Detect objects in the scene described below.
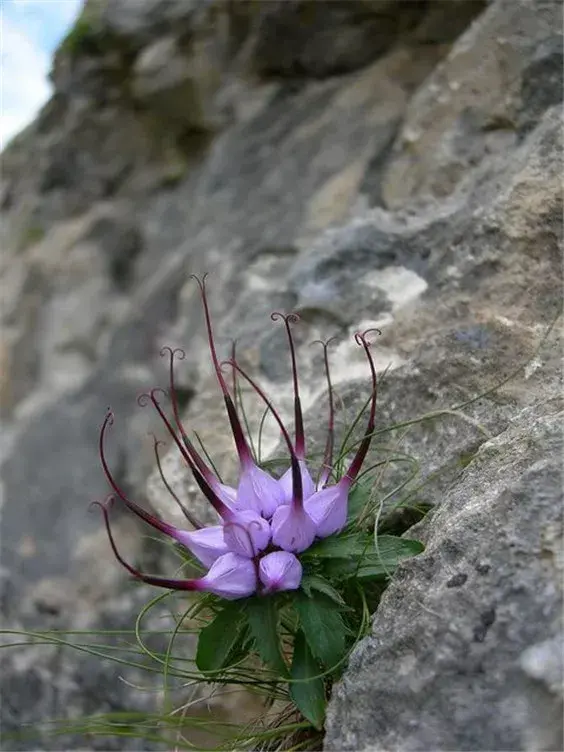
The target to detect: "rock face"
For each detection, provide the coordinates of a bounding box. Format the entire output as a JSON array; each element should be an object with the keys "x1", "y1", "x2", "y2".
[
  {"x1": 0, "y1": 0, "x2": 561, "y2": 749},
  {"x1": 325, "y1": 400, "x2": 563, "y2": 752}
]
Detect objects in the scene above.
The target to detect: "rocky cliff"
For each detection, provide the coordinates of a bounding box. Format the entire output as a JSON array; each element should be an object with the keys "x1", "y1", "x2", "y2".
[{"x1": 1, "y1": 1, "x2": 562, "y2": 750}]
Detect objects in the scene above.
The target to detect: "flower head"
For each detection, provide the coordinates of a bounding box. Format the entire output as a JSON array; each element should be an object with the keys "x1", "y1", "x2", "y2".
[{"x1": 94, "y1": 276, "x2": 379, "y2": 600}]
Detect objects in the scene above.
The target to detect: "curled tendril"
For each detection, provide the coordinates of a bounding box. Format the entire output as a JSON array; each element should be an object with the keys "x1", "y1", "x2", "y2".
[
  {"x1": 271, "y1": 311, "x2": 300, "y2": 325},
  {"x1": 310, "y1": 335, "x2": 338, "y2": 351},
  {"x1": 160, "y1": 345, "x2": 186, "y2": 361},
  {"x1": 189, "y1": 273, "x2": 209, "y2": 292},
  {"x1": 354, "y1": 328, "x2": 382, "y2": 347},
  {"x1": 89, "y1": 494, "x2": 116, "y2": 514},
  {"x1": 137, "y1": 388, "x2": 168, "y2": 408},
  {"x1": 148, "y1": 432, "x2": 165, "y2": 451}
]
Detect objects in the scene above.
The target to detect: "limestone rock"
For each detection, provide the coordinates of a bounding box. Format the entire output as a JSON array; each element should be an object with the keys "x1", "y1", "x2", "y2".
[
  {"x1": 246, "y1": 1, "x2": 486, "y2": 79},
  {"x1": 324, "y1": 400, "x2": 563, "y2": 751},
  {"x1": 132, "y1": 34, "x2": 223, "y2": 131},
  {"x1": 381, "y1": 0, "x2": 562, "y2": 207}
]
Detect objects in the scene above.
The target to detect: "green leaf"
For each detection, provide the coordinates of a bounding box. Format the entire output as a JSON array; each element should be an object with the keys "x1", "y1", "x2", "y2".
[
  {"x1": 373, "y1": 535, "x2": 425, "y2": 562},
  {"x1": 196, "y1": 603, "x2": 247, "y2": 672},
  {"x1": 347, "y1": 481, "x2": 373, "y2": 521},
  {"x1": 301, "y1": 532, "x2": 373, "y2": 560},
  {"x1": 245, "y1": 596, "x2": 288, "y2": 677},
  {"x1": 300, "y1": 575, "x2": 347, "y2": 607},
  {"x1": 290, "y1": 630, "x2": 326, "y2": 729},
  {"x1": 324, "y1": 536, "x2": 424, "y2": 580},
  {"x1": 295, "y1": 593, "x2": 347, "y2": 670}
]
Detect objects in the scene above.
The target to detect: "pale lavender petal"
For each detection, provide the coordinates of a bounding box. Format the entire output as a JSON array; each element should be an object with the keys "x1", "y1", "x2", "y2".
[
  {"x1": 259, "y1": 551, "x2": 302, "y2": 593},
  {"x1": 197, "y1": 552, "x2": 257, "y2": 599},
  {"x1": 237, "y1": 463, "x2": 285, "y2": 517},
  {"x1": 278, "y1": 460, "x2": 316, "y2": 504},
  {"x1": 217, "y1": 483, "x2": 238, "y2": 510},
  {"x1": 304, "y1": 481, "x2": 349, "y2": 538},
  {"x1": 175, "y1": 525, "x2": 228, "y2": 568},
  {"x1": 271, "y1": 504, "x2": 316, "y2": 553},
  {"x1": 223, "y1": 510, "x2": 271, "y2": 558}
]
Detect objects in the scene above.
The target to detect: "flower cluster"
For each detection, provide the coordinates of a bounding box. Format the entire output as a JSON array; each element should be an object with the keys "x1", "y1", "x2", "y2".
[{"x1": 95, "y1": 276, "x2": 378, "y2": 600}]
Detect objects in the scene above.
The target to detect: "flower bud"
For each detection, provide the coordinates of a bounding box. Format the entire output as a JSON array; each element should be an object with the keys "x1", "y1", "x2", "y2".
[
  {"x1": 223, "y1": 510, "x2": 271, "y2": 558},
  {"x1": 196, "y1": 552, "x2": 257, "y2": 599},
  {"x1": 237, "y1": 463, "x2": 285, "y2": 518},
  {"x1": 259, "y1": 551, "x2": 302, "y2": 593}
]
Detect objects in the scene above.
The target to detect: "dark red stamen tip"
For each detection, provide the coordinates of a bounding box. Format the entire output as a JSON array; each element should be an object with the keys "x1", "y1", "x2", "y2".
[
  {"x1": 222, "y1": 357, "x2": 304, "y2": 509},
  {"x1": 95, "y1": 500, "x2": 198, "y2": 592},
  {"x1": 137, "y1": 388, "x2": 168, "y2": 409},
  {"x1": 311, "y1": 337, "x2": 338, "y2": 487},
  {"x1": 192, "y1": 275, "x2": 252, "y2": 465},
  {"x1": 271, "y1": 311, "x2": 305, "y2": 459},
  {"x1": 150, "y1": 433, "x2": 203, "y2": 529},
  {"x1": 344, "y1": 329, "x2": 380, "y2": 485},
  {"x1": 89, "y1": 494, "x2": 116, "y2": 514},
  {"x1": 354, "y1": 328, "x2": 382, "y2": 346}
]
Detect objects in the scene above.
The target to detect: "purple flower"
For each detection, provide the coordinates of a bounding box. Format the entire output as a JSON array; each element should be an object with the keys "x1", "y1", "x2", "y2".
[
  {"x1": 236, "y1": 463, "x2": 285, "y2": 517},
  {"x1": 278, "y1": 460, "x2": 316, "y2": 505},
  {"x1": 271, "y1": 504, "x2": 317, "y2": 553},
  {"x1": 304, "y1": 482, "x2": 349, "y2": 539},
  {"x1": 222, "y1": 510, "x2": 271, "y2": 558},
  {"x1": 176, "y1": 525, "x2": 228, "y2": 568},
  {"x1": 94, "y1": 276, "x2": 379, "y2": 600},
  {"x1": 195, "y1": 552, "x2": 257, "y2": 599},
  {"x1": 259, "y1": 551, "x2": 302, "y2": 593}
]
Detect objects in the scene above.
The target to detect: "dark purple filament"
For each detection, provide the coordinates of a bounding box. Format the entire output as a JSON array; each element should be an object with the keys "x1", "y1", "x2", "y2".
[
  {"x1": 343, "y1": 328, "x2": 381, "y2": 486},
  {"x1": 312, "y1": 336, "x2": 337, "y2": 487},
  {"x1": 271, "y1": 312, "x2": 305, "y2": 459},
  {"x1": 222, "y1": 358, "x2": 304, "y2": 510}
]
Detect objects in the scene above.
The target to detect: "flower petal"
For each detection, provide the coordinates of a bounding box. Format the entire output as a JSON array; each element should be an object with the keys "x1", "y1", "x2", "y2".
[
  {"x1": 259, "y1": 551, "x2": 302, "y2": 593},
  {"x1": 278, "y1": 460, "x2": 316, "y2": 504},
  {"x1": 197, "y1": 552, "x2": 257, "y2": 599},
  {"x1": 175, "y1": 525, "x2": 228, "y2": 568},
  {"x1": 304, "y1": 481, "x2": 349, "y2": 538},
  {"x1": 271, "y1": 504, "x2": 316, "y2": 553},
  {"x1": 237, "y1": 463, "x2": 285, "y2": 517},
  {"x1": 217, "y1": 483, "x2": 238, "y2": 510},
  {"x1": 223, "y1": 510, "x2": 271, "y2": 558}
]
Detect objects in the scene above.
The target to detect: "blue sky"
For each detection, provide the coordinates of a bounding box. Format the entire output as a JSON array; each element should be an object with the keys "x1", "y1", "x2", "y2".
[{"x1": 1, "y1": 0, "x2": 82, "y2": 149}]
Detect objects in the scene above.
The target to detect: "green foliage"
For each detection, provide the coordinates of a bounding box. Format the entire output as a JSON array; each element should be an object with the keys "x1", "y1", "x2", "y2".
[
  {"x1": 245, "y1": 595, "x2": 289, "y2": 677},
  {"x1": 294, "y1": 593, "x2": 347, "y2": 670},
  {"x1": 57, "y1": 4, "x2": 117, "y2": 60},
  {"x1": 195, "y1": 602, "x2": 248, "y2": 673},
  {"x1": 290, "y1": 631, "x2": 326, "y2": 730},
  {"x1": 300, "y1": 574, "x2": 347, "y2": 606},
  {"x1": 59, "y1": 13, "x2": 98, "y2": 57}
]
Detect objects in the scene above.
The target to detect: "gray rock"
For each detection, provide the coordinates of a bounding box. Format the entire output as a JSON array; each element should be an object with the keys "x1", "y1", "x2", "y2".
[
  {"x1": 381, "y1": 0, "x2": 561, "y2": 208},
  {"x1": 246, "y1": 1, "x2": 486, "y2": 79},
  {"x1": 325, "y1": 400, "x2": 563, "y2": 751},
  {"x1": 102, "y1": 0, "x2": 208, "y2": 47},
  {"x1": 132, "y1": 35, "x2": 223, "y2": 131}
]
